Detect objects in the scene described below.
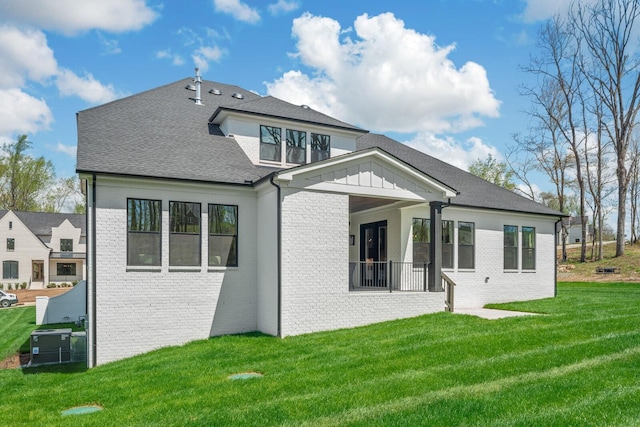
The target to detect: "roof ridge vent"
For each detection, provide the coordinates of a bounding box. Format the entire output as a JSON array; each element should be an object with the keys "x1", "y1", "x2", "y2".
[
  {"x1": 231, "y1": 92, "x2": 244, "y2": 99},
  {"x1": 301, "y1": 104, "x2": 310, "y2": 110},
  {"x1": 209, "y1": 88, "x2": 222, "y2": 95},
  {"x1": 185, "y1": 84, "x2": 196, "y2": 91}
]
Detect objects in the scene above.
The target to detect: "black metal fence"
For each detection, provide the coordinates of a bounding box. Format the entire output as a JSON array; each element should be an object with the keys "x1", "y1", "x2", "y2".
[{"x1": 349, "y1": 261, "x2": 429, "y2": 292}]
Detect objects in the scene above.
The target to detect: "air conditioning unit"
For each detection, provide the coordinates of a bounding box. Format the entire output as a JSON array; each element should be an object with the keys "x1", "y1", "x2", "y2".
[{"x1": 30, "y1": 328, "x2": 72, "y2": 365}]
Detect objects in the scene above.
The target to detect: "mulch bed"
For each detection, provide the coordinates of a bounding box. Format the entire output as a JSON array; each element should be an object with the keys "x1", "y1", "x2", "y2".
[{"x1": 0, "y1": 352, "x2": 30, "y2": 370}]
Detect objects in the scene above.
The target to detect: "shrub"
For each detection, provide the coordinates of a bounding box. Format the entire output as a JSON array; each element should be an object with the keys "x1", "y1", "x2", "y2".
[
  {"x1": 20, "y1": 282, "x2": 27, "y2": 289},
  {"x1": 0, "y1": 283, "x2": 3, "y2": 290},
  {"x1": 7, "y1": 284, "x2": 11, "y2": 290},
  {"x1": 47, "y1": 283, "x2": 57, "y2": 288},
  {"x1": 72, "y1": 280, "x2": 79, "y2": 286},
  {"x1": 61, "y1": 282, "x2": 70, "y2": 288}
]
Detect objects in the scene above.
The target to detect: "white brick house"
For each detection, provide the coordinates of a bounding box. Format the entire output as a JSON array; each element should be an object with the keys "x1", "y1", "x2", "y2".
[
  {"x1": 77, "y1": 71, "x2": 563, "y2": 366},
  {"x1": 0, "y1": 210, "x2": 85, "y2": 289}
]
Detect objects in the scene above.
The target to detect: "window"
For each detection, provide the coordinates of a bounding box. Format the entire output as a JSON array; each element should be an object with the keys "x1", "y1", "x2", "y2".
[
  {"x1": 458, "y1": 222, "x2": 475, "y2": 269},
  {"x1": 128, "y1": 198, "x2": 161, "y2": 266},
  {"x1": 170, "y1": 201, "x2": 201, "y2": 266},
  {"x1": 3, "y1": 261, "x2": 18, "y2": 280},
  {"x1": 286, "y1": 129, "x2": 306, "y2": 164},
  {"x1": 504, "y1": 225, "x2": 518, "y2": 270},
  {"x1": 311, "y1": 133, "x2": 330, "y2": 162},
  {"x1": 412, "y1": 218, "x2": 430, "y2": 264},
  {"x1": 57, "y1": 263, "x2": 76, "y2": 276},
  {"x1": 8, "y1": 221, "x2": 12, "y2": 230},
  {"x1": 6, "y1": 238, "x2": 14, "y2": 251},
  {"x1": 260, "y1": 125, "x2": 281, "y2": 162},
  {"x1": 442, "y1": 220, "x2": 454, "y2": 269},
  {"x1": 522, "y1": 226, "x2": 536, "y2": 270},
  {"x1": 60, "y1": 238, "x2": 73, "y2": 252},
  {"x1": 208, "y1": 204, "x2": 238, "y2": 267}
]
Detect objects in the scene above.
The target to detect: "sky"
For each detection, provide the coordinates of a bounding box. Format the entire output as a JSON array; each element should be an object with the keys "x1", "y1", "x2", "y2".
[{"x1": 0, "y1": 0, "x2": 573, "y2": 188}]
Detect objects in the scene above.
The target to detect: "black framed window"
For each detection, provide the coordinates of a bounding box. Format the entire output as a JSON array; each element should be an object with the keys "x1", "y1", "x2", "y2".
[
  {"x1": 522, "y1": 226, "x2": 536, "y2": 270},
  {"x1": 442, "y1": 220, "x2": 454, "y2": 269},
  {"x1": 6, "y1": 238, "x2": 14, "y2": 251},
  {"x1": 3, "y1": 261, "x2": 18, "y2": 280},
  {"x1": 170, "y1": 201, "x2": 201, "y2": 266},
  {"x1": 286, "y1": 129, "x2": 306, "y2": 164},
  {"x1": 57, "y1": 263, "x2": 76, "y2": 276},
  {"x1": 60, "y1": 238, "x2": 73, "y2": 252},
  {"x1": 412, "y1": 218, "x2": 430, "y2": 264},
  {"x1": 458, "y1": 222, "x2": 475, "y2": 269},
  {"x1": 260, "y1": 125, "x2": 281, "y2": 162},
  {"x1": 127, "y1": 198, "x2": 161, "y2": 266},
  {"x1": 504, "y1": 225, "x2": 518, "y2": 270},
  {"x1": 311, "y1": 133, "x2": 330, "y2": 162},
  {"x1": 208, "y1": 204, "x2": 238, "y2": 267}
]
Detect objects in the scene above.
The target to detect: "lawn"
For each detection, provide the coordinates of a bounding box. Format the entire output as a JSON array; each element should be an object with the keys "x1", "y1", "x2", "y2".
[{"x1": 1, "y1": 282, "x2": 639, "y2": 426}]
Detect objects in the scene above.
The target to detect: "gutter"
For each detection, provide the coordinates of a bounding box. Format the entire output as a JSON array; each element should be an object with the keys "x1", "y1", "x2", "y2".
[
  {"x1": 269, "y1": 174, "x2": 282, "y2": 337},
  {"x1": 90, "y1": 174, "x2": 97, "y2": 368},
  {"x1": 554, "y1": 217, "x2": 562, "y2": 298}
]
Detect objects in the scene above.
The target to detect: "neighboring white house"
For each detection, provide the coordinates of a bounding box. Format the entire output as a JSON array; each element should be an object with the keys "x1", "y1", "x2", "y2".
[
  {"x1": 0, "y1": 210, "x2": 86, "y2": 289},
  {"x1": 559, "y1": 216, "x2": 594, "y2": 244},
  {"x1": 76, "y1": 71, "x2": 564, "y2": 367}
]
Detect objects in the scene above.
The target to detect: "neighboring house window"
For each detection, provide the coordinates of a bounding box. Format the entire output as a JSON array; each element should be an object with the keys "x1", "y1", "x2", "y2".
[
  {"x1": 504, "y1": 225, "x2": 518, "y2": 270},
  {"x1": 286, "y1": 129, "x2": 306, "y2": 164},
  {"x1": 458, "y1": 222, "x2": 475, "y2": 269},
  {"x1": 442, "y1": 220, "x2": 454, "y2": 269},
  {"x1": 6, "y1": 238, "x2": 14, "y2": 251},
  {"x1": 169, "y1": 201, "x2": 201, "y2": 266},
  {"x1": 60, "y1": 238, "x2": 73, "y2": 252},
  {"x1": 127, "y1": 198, "x2": 161, "y2": 266},
  {"x1": 57, "y1": 263, "x2": 76, "y2": 276},
  {"x1": 3, "y1": 261, "x2": 18, "y2": 280},
  {"x1": 208, "y1": 204, "x2": 238, "y2": 267},
  {"x1": 260, "y1": 125, "x2": 281, "y2": 162},
  {"x1": 8, "y1": 221, "x2": 12, "y2": 230},
  {"x1": 522, "y1": 226, "x2": 536, "y2": 270},
  {"x1": 311, "y1": 133, "x2": 330, "y2": 162},
  {"x1": 412, "y1": 218, "x2": 430, "y2": 264}
]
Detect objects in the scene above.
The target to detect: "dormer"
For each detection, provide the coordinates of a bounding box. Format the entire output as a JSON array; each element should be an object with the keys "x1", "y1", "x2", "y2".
[{"x1": 209, "y1": 96, "x2": 368, "y2": 168}]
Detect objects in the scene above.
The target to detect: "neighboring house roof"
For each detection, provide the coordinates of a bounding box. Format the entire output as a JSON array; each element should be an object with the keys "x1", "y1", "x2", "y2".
[
  {"x1": 77, "y1": 77, "x2": 563, "y2": 218},
  {"x1": 0, "y1": 210, "x2": 86, "y2": 237}
]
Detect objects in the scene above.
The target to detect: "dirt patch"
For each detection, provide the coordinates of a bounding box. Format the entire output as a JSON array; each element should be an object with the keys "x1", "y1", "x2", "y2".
[
  {"x1": 0, "y1": 352, "x2": 30, "y2": 369},
  {"x1": 11, "y1": 288, "x2": 72, "y2": 305}
]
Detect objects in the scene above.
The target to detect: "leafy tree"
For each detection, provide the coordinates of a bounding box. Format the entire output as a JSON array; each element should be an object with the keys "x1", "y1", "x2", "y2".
[{"x1": 468, "y1": 154, "x2": 516, "y2": 191}]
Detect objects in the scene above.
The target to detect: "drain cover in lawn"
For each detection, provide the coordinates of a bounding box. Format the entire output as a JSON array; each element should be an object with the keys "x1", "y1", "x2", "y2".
[
  {"x1": 61, "y1": 405, "x2": 103, "y2": 416},
  {"x1": 228, "y1": 372, "x2": 263, "y2": 380}
]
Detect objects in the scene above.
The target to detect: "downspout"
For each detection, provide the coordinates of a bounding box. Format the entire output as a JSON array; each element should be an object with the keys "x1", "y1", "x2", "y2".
[
  {"x1": 554, "y1": 217, "x2": 562, "y2": 298},
  {"x1": 90, "y1": 174, "x2": 97, "y2": 368},
  {"x1": 269, "y1": 175, "x2": 282, "y2": 337}
]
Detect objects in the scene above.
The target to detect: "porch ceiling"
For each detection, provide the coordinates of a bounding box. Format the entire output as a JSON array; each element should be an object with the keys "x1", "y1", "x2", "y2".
[{"x1": 349, "y1": 196, "x2": 422, "y2": 214}]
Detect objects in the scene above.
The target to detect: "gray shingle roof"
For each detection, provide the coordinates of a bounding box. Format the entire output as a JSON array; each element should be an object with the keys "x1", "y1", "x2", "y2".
[
  {"x1": 77, "y1": 77, "x2": 563, "y2": 218},
  {"x1": 0, "y1": 210, "x2": 86, "y2": 236}
]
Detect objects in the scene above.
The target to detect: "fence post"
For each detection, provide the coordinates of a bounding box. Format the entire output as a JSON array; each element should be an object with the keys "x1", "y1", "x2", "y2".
[
  {"x1": 388, "y1": 260, "x2": 393, "y2": 292},
  {"x1": 423, "y1": 263, "x2": 428, "y2": 292}
]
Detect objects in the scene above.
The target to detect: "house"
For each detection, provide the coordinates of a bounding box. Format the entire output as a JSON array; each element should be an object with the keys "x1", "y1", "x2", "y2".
[
  {"x1": 76, "y1": 70, "x2": 563, "y2": 367},
  {"x1": 559, "y1": 216, "x2": 593, "y2": 244},
  {"x1": 0, "y1": 210, "x2": 85, "y2": 289}
]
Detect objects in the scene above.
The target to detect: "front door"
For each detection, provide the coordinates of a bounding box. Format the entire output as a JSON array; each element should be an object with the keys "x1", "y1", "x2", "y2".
[
  {"x1": 32, "y1": 261, "x2": 44, "y2": 282},
  {"x1": 360, "y1": 220, "x2": 387, "y2": 287}
]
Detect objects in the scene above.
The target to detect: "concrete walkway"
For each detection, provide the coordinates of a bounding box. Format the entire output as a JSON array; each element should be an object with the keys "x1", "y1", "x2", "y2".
[{"x1": 453, "y1": 308, "x2": 541, "y2": 320}]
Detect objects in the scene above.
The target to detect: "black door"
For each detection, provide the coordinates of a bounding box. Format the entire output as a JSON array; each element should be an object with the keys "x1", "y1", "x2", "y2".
[{"x1": 360, "y1": 220, "x2": 387, "y2": 287}]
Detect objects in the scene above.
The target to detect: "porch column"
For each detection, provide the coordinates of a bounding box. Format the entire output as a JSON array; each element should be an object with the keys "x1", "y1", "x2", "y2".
[{"x1": 428, "y1": 201, "x2": 444, "y2": 292}]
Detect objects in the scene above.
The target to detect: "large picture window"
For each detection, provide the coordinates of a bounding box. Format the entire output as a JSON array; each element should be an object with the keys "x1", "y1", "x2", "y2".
[
  {"x1": 170, "y1": 201, "x2": 201, "y2": 266},
  {"x1": 311, "y1": 133, "x2": 330, "y2": 162},
  {"x1": 260, "y1": 125, "x2": 281, "y2": 162},
  {"x1": 127, "y1": 198, "x2": 161, "y2": 266},
  {"x1": 3, "y1": 261, "x2": 18, "y2": 280},
  {"x1": 522, "y1": 226, "x2": 536, "y2": 270},
  {"x1": 60, "y1": 238, "x2": 73, "y2": 252},
  {"x1": 57, "y1": 263, "x2": 76, "y2": 276},
  {"x1": 458, "y1": 222, "x2": 475, "y2": 269},
  {"x1": 208, "y1": 204, "x2": 238, "y2": 267},
  {"x1": 412, "y1": 218, "x2": 430, "y2": 264},
  {"x1": 442, "y1": 220, "x2": 454, "y2": 269},
  {"x1": 286, "y1": 129, "x2": 306, "y2": 164},
  {"x1": 504, "y1": 225, "x2": 518, "y2": 270}
]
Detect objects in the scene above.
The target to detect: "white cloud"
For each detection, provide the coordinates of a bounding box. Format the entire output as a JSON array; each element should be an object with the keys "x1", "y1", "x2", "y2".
[
  {"x1": 0, "y1": 26, "x2": 58, "y2": 88},
  {"x1": 0, "y1": 88, "x2": 53, "y2": 134},
  {"x1": 213, "y1": 0, "x2": 260, "y2": 24},
  {"x1": 268, "y1": 0, "x2": 300, "y2": 15},
  {"x1": 404, "y1": 133, "x2": 501, "y2": 171},
  {"x1": 54, "y1": 142, "x2": 77, "y2": 157},
  {"x1": 266, "y1": 12, "x2": 500, "y2": 134},
  {"x1": 56, "y1": 68, "x2": 122, "y2": 104},
  {"x1": 520, "y1": 0, "x2": 574, "y2": 22},
  {"x1": 157, "y1": 49, "x2": 185, "y2": 66},
  {"x1": 192, "y1": 46, "x2": 224, "y2": 73},
  {"x1": 98, "y1": 34, "x2": 122, "y2": 55},
  {"x1": 0, "y1": 0, "x2": 158, "y2": 35}
]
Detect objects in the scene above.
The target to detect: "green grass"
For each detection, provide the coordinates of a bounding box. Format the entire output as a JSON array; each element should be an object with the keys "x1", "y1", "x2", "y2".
[{"x1": 1, "y1": 282, "x2": 640, "y2": 426}]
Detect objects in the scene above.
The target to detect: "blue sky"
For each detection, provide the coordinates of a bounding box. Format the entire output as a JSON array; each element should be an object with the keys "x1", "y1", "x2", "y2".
[{"x1": 0, "y1": 0, "x2": 572, "y2": 187}]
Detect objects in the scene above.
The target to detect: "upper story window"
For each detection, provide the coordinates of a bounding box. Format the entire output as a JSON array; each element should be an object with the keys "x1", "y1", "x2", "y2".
[
  {"x1": 458, "y1": 222, "x2": 475, "y2": 269},
  {"x1": 6, "y1": 238, "x2": 14, "y2": 251},
  {"x1": 522, "y1": 226, "x2": 536, "y2": 270},
  {"x1": 311, "y1": 133, "x2": 330, "y2": 162},
  {"x1": 208, "y1": 204, "x2": 238, "y2": 267},
  {"x1": 504, "y1": 225, "x2": 518, "y2": 270},
  {"x1": 8, "y1": 221, "x2": 12, "y2": 230},
  {"x1": 60, "y1": 238, "x2": 73, "y2": 252},
  {"x1": 169, "y1": 201, "x2": 201, "y2": 267},
  {"x1": 286, "y1": 129, "x2": 306, "y2": 164},
  {"x1": 442, "y1": 220, "x2": 454, "y2": 269},
  {"x1": 127, "y1": 198, "x2": 161, "y2": 266},
  {"x1": 412, "y1": 218, "x2": 430, "y2": 264},
  {"x1": 260, "y1": 125, "x2": 281, "y2": 162}
]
